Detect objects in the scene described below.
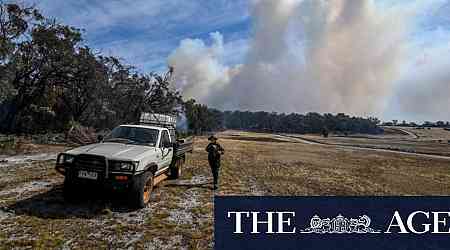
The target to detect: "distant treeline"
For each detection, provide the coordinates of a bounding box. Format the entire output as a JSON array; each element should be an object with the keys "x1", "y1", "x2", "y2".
[
  {"x1": 184, "y1": 100, "x2": 382, "y2": 135},
  {"x1": 0, "y1": 3, "x2": 182, "y2": 134},
  {"x1": 382, "y1": 120, "x2": 450, "y2": 128}
]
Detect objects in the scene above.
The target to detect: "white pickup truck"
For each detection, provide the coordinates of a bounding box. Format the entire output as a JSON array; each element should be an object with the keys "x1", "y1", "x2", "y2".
[{"x1": 55, "y1": 114, "x2": 193, "y2": 208}]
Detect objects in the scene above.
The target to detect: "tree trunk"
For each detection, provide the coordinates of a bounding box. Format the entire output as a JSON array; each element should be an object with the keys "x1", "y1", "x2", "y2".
[{"x1": 1, "y1": 99, "x2": 18, "y2": 134}]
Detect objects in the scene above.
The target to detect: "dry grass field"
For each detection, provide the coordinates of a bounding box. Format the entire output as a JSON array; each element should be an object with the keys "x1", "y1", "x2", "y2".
[
  {"x1": 400, "y1": 127, "x2": 450, "y2": 141},
  {"x1": 293, "y1": 127, "x2": 450, "y2": 157},
  {"x1": 1, "y1": 130, "x2": 450, "y2": 249}
]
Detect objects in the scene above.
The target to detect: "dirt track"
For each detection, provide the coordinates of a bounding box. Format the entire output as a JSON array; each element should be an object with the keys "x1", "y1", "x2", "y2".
[{"x1": 279, "y1": 134, "x2": 450, "y2": 161}]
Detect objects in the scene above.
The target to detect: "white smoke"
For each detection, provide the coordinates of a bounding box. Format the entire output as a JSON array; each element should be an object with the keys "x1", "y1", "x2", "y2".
[
  {"x1": 390, "y1": 41, "x2": 450, "y2": 121},
  {"x1": 168, "y1": 0, "x2": 443, "y2": 119},
  {"x1": 167, "y1": 32, "x2": 240, "y2": 105}
]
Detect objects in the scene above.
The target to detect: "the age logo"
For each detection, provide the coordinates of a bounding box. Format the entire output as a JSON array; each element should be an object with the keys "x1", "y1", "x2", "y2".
[{"x1": 300, "y1": 214, "x2": 380, "y2": 234}]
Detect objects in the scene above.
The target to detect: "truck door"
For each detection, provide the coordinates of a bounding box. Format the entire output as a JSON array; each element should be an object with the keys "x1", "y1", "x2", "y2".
[{"x1": 159, "y1": 130, "x2": 173, "y2": 169}]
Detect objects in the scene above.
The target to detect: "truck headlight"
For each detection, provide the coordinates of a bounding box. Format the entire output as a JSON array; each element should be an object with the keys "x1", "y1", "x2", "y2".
[
  {"x1": 64, "y1": 154, "x2": 75, "y2": 164},
  {"x1": 110, "y1": 161, "x2": 138, "y2": 172},
  {"x1": 58, "y1": 154, "x2": 75, "y2": 164},
  {"x1": 119, "y1": 162, "x2": 134, "y2": 171}
]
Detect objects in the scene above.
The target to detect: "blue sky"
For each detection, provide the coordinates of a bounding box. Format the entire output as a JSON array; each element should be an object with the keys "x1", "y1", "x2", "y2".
[
  {"x1": 26, "y1": 0, "x2": 450, "y2": 73},
  {"x1": 27, "y1": 0, "x2": 252, "y2": 72}
]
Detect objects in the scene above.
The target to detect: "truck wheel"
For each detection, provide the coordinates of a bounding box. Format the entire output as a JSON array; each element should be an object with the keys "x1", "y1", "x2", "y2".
[
  {"x1": 170, "y1": 158, "x2": 183, "y2": 179},
  {"x1": 63, "y1": 177, "x2": 78, "y2": 202},
  {"x1": 131, "y1": 171, "x2": 154, "y2": 208}
]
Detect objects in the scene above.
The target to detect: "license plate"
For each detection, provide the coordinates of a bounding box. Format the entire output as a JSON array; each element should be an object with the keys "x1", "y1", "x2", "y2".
[{"x1": 78, "y1": 170, "x2": 98, "y2": 180}]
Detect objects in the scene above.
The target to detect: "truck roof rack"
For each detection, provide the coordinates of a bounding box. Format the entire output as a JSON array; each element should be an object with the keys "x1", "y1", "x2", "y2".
[
  {"x1": 139, "y1": 113, "x2": 177, "y2": 129},
  {"x1": 139, "y1": 113, "x2": 178, "y2": 141}
]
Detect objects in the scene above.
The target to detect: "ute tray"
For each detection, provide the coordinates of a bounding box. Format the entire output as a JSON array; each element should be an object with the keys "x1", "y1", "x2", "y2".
[{"x1": 174, "y1": 137, "x2": 194, "y2": 157}]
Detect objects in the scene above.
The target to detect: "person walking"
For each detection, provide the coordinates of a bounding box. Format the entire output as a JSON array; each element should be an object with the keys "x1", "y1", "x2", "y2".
[{"x1": 205, "y1": 135, "x2": 224, "y2": 190}]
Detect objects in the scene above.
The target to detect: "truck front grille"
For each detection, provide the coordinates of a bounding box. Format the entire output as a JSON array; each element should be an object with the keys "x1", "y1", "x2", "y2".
[{"x1": 74, "y1": 154, "x2": 106, "y2": 171}]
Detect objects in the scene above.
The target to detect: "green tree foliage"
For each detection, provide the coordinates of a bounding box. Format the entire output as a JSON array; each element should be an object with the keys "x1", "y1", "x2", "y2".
[
  {"x1": 222, "y1": 111, "x2": 382, "y2": 135},
  {"x1": 184, "y1": 99, "x2": 223, "y2": 134},
  {"x1": 0, "y1": 2, "x2": 44, "y2": 60},
  {"x1": 184, "y1": 104, "x2": 382, "y2": 135},
  {"x1": 0, "y1": 2, "x2": 43, "y2": 106},
  {"x1": 108, "y1": 66, "x2": 182, "y2": 125},
  {"x1": 0, "y1": 2, "x2": 182, "y2": 134}
]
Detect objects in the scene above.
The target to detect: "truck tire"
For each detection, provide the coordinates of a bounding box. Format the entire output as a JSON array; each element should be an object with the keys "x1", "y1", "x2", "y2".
[
  {"x1": 170, "y1": 157, "x2": 183, "y2": 179},
  {"x1": 130, "y1": 171, "x2": 154, "y2": 208},
  {"x1": 63, "y1": 177, "x2": 78, "y2": 202}
]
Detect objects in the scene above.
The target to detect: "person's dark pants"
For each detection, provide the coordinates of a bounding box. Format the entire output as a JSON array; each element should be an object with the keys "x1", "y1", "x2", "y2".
[{"x1": 209, "y1": 160, "x2": 220, "y2": 188}]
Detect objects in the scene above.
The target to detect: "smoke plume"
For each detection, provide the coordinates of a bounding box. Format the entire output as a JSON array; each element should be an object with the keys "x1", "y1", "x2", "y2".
[
  {"x1": 391, "y1": 42, "x2": 450, "y2": 121},
  {"x1": 168, "y1": 0, "x2": 444, "y2": 120}
]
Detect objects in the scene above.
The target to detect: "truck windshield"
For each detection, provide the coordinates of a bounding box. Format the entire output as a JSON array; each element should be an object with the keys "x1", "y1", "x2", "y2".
[{"x1": 106, "y1": 126, "x2": 159, "y2": 146}]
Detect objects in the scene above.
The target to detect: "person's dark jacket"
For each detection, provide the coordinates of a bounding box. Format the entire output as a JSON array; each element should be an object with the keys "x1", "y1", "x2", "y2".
[{"x1": 206, "y1": 142, "x2": 224, "y2": 163}]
